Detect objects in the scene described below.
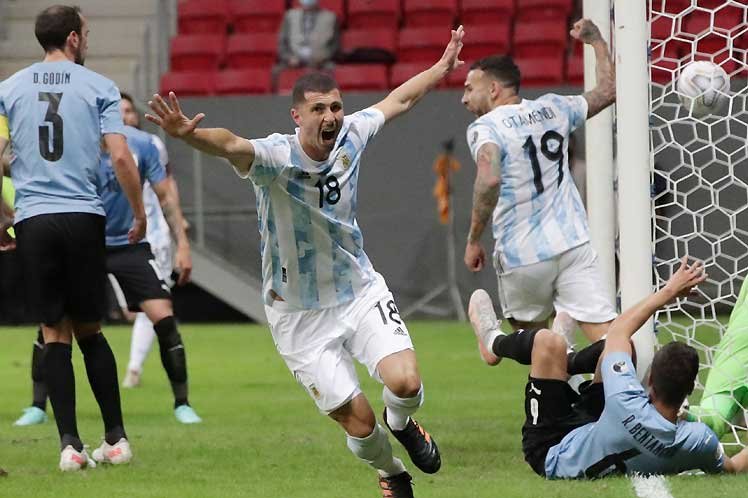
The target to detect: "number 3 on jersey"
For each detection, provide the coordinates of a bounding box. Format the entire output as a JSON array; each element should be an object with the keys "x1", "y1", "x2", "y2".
[{"x1": 38, "y1": 92, "x2": 64, "y2": 162}]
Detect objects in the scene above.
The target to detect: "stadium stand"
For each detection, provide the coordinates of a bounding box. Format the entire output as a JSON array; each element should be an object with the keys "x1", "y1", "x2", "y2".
[
  {"x1": 229, "y1": 0, "x2": 286, "y2": 34},
  {"x1": 347, "y1": 0, "x2": 400, "y2": 30},
  {"x1": 341, "y1": 27, "x2": 398, "y2": 63},
  {"x1": 459, "y1": 0, "x2": 515, "y2": 27},
  {"x1": 170, "y1": 34, "x2": 225, "y2": 72},
  {"x1": 334, "y1": 63, "x2": 389, "y2": 91},
  {"x1": 226, "y1": 34, "x2": 278, "y2": 71},
  {"x1": 403, "y1": 0, "x2": 458, "y2": 28},
  {"x1": 215, "y1": 69, "x2": 273, "y2": 95},
  {"x1": 160, "y1": 70, "x2": 216, "y2": 96},
  {"x1": 398, "y1": 27, "x2": 449, "y2": 63},
  {"x1": 177, "y1": 1, "x2": 228, "y2": 35}
]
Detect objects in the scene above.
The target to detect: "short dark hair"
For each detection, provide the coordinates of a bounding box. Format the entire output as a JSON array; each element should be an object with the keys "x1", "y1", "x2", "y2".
[
  {"x1": 35, "y1": 5, "x2": 82, "y2": 53},
  {"x1": 650, "y1": 342, "x2": 699, "y2": 407},
  {"x1": 120, "y1": 92, "x2": 135, "y2": 106},
  {"x1": 292, "y1": 72, "x2": 338, "y2": 105},
  {"x1": 470, "y1": 55, "x2": 521, "y2": 93}
]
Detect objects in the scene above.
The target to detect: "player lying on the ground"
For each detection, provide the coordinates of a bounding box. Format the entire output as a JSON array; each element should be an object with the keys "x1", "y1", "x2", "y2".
[
  {"x1": 146, "y1": 25, "x2": 466, "y2": 498},
  {"x1": 684, "y1": 275, "x2": 748, "y2": 439},
  {"x1": 468, "y1": 257, "x2": 748, "y2": 478}
]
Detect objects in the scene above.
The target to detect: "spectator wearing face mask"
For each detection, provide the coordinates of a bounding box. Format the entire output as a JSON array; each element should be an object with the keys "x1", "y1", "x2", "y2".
[{"x1": 277, "y1": 0, "x2": 339, "y2": 71}]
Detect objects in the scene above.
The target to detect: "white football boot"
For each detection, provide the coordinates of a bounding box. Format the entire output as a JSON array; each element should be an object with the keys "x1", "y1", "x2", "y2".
[
  {"x1": 59, "y1": 445, "x2": 96, "y2": 472},
  {"x1": 468, "y1": 289, "x2": 505, "y2": 366},
  {"x1": 92, "y1": 438, "x2": 132, "y2": 465}
]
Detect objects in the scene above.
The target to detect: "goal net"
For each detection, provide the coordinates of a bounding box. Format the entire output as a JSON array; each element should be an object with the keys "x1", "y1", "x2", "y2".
[{"x1": 648, "y1": 0, "x2": 748, "y2": 448}]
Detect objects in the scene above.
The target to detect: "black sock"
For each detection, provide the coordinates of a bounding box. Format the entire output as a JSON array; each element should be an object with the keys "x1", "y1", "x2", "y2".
[
  {"x1": 567, "y1": 340, "x2": 606, "y2": 375},
  {"x1": 31, "y1": 328, "x2": 48, "y2": 411},
  {"x1": 153, "y1": 316, "x2": 189, "y2": 408},
  {"x1": 491, "y1": 328, "x2": 540, "y2": 365},
  {"x1": 78, "y1": 333, "x2": 126, "y2": 445},
  {"x1": 44, "y1": 342, "x2": 82, "y2": 451}
]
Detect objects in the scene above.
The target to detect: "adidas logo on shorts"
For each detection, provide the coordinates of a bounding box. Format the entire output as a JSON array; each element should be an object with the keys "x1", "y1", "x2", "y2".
[{"x1": 393, "y1": 327, "x2": 407, "y2": 336}]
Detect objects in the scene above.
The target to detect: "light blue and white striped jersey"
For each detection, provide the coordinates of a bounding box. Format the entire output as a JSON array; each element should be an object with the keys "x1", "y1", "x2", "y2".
[
  {"x1": 0, "y1": 60, "x2": 125, "y2": 223},
  {"x1": 237, "y1": 108, "x2": 385, "y2": 310},
  {"x1": 99, "y1": 125, "x2": 166, "y2": 246},
  {"x1": 545, "y1": 352, "x2": 724, "y2": 479},
  {"x1": 467, "y1": 94, "x2": 590, "y2": 270},
  {"x1": 143, "y1": 134, "x2": 172, "y2": 250}
]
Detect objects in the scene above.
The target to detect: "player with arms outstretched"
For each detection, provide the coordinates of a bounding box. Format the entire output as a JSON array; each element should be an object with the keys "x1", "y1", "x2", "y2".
[
  {"x1": 0, "y1": 5, "x2": 144, "y2": 470},
  {"x1": 469, "y1": 258, "x2": 748, "y2": 477},
  {"x1": 146, "y1": 26, "x2": 465, "y2": 498},
  {"x1": 462, "y1": 19, "x2": 617, "y2": 348}
]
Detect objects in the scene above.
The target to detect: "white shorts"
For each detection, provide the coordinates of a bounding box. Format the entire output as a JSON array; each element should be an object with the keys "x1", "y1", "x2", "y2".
[
  {"x1": 495, "y1": 243, "x2": 617, "y2": 324},
  {"x1": 264, "y1": 272, "x2": 414, "y2": 414}
]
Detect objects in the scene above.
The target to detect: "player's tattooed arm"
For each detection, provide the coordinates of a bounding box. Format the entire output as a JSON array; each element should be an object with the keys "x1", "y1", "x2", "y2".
[
  {"x1": 570, "y1": 18, "x2": 616, "y2": 118},
  {"x1": 464, "y1": 142, "x2": 501, "y2": 272},
  {"x1": 146, "y1": 92, "x2": 255, "y2": 176},
  {"x1": 374, "y1": 26, "x2": 464, "y2": 122},
  {"x1": 152, "y1": 178, "x2": 192, "y2": 285}
]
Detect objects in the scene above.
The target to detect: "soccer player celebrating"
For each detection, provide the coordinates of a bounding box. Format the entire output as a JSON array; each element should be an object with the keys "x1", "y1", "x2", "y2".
[
  {"x1": 146, "y1": 25, "x2": 466, "y2": 498},
  {"x1": 462, "y1": 18, "x2": 617, "y2": 344},
  {"x1": 685, "y1": 276, "x2": 748, "y2": 438},
  {"x1": 117, "y1": 92, "x2": 194, "y2": 394},
  {"x1": 469, "y1": 257, "x2": 748, "y2": 477},
  {"x1": 0, "y1": 5, "x2": 144, "y2": 470}
]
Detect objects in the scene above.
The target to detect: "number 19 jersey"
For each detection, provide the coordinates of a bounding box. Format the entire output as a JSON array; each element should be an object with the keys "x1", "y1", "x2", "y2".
[
  {"x1": 238, "y1": 108, "x2": 385, "y2": 310},
  {"x1": 0, "y1": 60, "x2": 125, "y2": 223},
  {"x1": 467, "y1": 94, "x2": 590, "y2": 270}
]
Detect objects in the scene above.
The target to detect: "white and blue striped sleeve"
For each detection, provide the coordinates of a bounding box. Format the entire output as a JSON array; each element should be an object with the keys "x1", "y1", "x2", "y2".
[
  {"x1": 466, "y1": 121, "x2": 500, "y2": 162},
  {"x1": 243, "y1": 133, "x2": 290, "y2": 186},
  {"x1": 348, "y1": 108, "x2": 385, "y2": 145}
]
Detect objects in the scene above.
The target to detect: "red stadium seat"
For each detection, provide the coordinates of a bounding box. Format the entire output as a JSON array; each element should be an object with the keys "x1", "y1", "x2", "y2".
[
  {"x1": 514, "y1": 56, "x2": 564, "y2": 87},
  {"x1": 651, "y1": 15, "x2": 689, "y2": 62},
  {"x1": 566, "y1": 54, "x2": 583, "y2": 86},
  {"x1": 335, "y1": 64, "x2": 389, "y2": 91},
  {"x1": 290, "y1": 0, "x2": 345, "y2": 23},
  {"x1": 160, "y1": 71, "x2": 216, "y2": 96},
  {"x1": 229, "y1": 0, "x2": 285, "y2": 34},
  {"x1": 342, "y1": 28, "x2": 397, "y2": 62},
  {"x1": 445, "y1": 62, "x2": 469, "y2": 88},
  {"x1": 177, "y1": 1, "x2": 228, "y2": 35},
  {"x1": 460, "y1": 0, "x2": 515, "y2": 27},
  {"x1": 390, "y1": 62, "x2": 433, "y2": 87},
  {"x1": 276, "y1": 68, "x2": 315, "y2": 95},
  {"x1": 398, "y1": 27, "x2": 449, "y2": 63},
  {"x1": 515, "y1": 0, "x2": 573, "y2": 22},
  {"x1": 347, "y1": 0, "x2": 400, "y2": 30},
  {"x1": 460, "y1": 23, "x2": 511, "y2": 62},
  {"x1": 513, "y1": 21, "x2": 568, "y2": 59},
  {"x1": 215, "y1": 69, "x2": 272, "y2": 95},
  {"x1": 170, "y1": 34, "x2": 225, "y2": 72},
  {"x1": 403, "y1": 0, "x2": 458, "y2": 28},
  {"x1": 226, "y1": 34, "x2": 278, "y2": 70}
]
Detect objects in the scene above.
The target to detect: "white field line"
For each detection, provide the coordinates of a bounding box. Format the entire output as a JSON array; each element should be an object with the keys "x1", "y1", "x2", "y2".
[{"x1": 630, "y1": 474, "x2": 675, "y2": 498}]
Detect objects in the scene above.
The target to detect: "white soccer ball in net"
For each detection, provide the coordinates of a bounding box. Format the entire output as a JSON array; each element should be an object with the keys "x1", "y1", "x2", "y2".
[{"x1": 676, "y1": 61, "x2": 730, "y2": 118}]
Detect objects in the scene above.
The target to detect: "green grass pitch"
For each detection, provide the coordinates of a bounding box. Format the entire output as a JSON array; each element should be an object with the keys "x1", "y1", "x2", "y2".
[{"x1": 0, "y1": 322, "x2": 745, "y2": 497}]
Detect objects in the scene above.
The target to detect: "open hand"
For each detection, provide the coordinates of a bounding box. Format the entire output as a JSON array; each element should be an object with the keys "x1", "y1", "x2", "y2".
[
  {"x1": 145, "y1": 92, "x2": 205, "y2": 138},
  {"x1": 439, "y1": 25, "x2": 465, "y2": 72},
  {"x1": 664, "y1": 256, "x2": 707, "y2": 300}
]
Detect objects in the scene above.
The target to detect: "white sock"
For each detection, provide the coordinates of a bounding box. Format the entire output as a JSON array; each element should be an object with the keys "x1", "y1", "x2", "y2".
[
  {"x1": 383, "y1": 385, "x2": 424, "y2": 431},
  {"x1": 552, "y1": 311, "x2": 578, "y2": 350},
  {"x1": 347, "y1": 424, "x2": 406, "y2": 477},
  {"x1": 127, "y1": 312, "x2": 156, "y2": 372}
]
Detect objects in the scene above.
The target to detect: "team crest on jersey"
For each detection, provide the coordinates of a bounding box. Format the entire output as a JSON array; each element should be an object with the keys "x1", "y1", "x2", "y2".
[
  {"x1": 612, "y1": 361, "x2": 629, "y2": 374},
  {"x1": 339, "y1": 153, "x2": 351, "y2": 169},
  {"x1": 309, "y1": 384, "x2": 321, "y2": 399},
  {"x1": 471, "y1": 131, "x2": 478, "y2": 146}
]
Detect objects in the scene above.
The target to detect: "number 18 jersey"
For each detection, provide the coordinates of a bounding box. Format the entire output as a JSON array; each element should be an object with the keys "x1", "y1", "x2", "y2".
[
  {"x1": 238, "y1": 108, "x2": 385, "y2": 310},
  {"x1": 0, "y1": 60, "x2": 124, "y2": 223},
  {"x1": 467, "y1": 94, "x2": 590, "y2": 270}
]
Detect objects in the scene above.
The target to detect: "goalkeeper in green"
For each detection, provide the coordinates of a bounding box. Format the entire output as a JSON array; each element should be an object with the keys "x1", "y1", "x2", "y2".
[{"x1": 685, "y1": 276, "x2": 748, "y2": 438}]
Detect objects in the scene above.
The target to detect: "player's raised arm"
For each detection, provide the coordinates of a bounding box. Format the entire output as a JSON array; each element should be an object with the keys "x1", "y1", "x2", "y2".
[
  {"x1": 146, "y1": 92, "x2": 255, "y2": 176},
  {"x1": 570, "y1": 18, "x2": 616, "y2": 119},
  {"x1": 602, "y1": 257, "x2": 707, "y2": 357},
  {"x1": 464, "y1": 142, "x2": 501, "y2": 272},
  {"x1": 104, "y1": 133, "x2": 147, "y2": 243},
  {"x1": 373, "y1": 26, "x2": 464, "y2": 122}
]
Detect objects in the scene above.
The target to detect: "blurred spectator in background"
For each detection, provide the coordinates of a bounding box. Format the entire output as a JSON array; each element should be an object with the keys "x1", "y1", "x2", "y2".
[{"x1": 277, "y1": 0, "x2": 339, "y2": 71}]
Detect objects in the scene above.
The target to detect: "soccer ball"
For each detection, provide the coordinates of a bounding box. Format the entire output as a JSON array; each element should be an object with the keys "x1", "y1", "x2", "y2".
[{"x1": 676, "y1": 61, "x2": 730, "y2": 118}]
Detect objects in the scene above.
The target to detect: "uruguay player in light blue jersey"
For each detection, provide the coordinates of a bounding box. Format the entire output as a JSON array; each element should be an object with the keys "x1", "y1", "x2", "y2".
[
  {"x1": 0, "y1": 5, "x2": 145, "y2": 471},
  {"x1": 146, "y1": 26, "x2": 467, "y2": 498},
  {"x1": 99, "y1": 123, "x2": 201, "y2": 424},
  {"x1": 469, "y1": 257, "x2": 748, "y2": 478},
  {"x1": 462, "y1": 19, "x2": 618, "y2": 349}
]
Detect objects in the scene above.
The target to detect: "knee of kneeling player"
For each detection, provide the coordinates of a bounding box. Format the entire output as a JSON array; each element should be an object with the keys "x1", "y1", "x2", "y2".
[{"x1": 533, "y1": 330, "x2": 568, "y2": 361}]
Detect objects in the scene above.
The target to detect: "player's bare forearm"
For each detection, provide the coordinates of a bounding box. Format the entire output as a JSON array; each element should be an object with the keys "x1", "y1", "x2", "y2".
[
  {"x1": 183, "y1": 128, "x2": 255, "y2": 175},
  {"x1": 468, "y1": 143, "x2": 501, "y2": 243},
  {"x1": 374, "y1": 26, "x2": 464, "y2": 122},
  {"x1": 724, "y1": 447, "x2": 748, "y2": 473},
  {"x1": 155, "y1": 180, "x2": 189, "y2": 249},
  {"x1": 582, "y1": 40, "x2": 616, "y2": 118}
]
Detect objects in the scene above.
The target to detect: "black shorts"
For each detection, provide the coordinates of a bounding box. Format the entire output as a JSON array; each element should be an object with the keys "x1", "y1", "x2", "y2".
[
  {"x1": 522, "y1": 377, "x2": 605, "y2": 477},
  {"x1": 15, "y1": 213, "x2": 107, "y2": 325},
  {"x1": 106, "y1": 242, "x2": 171, "y2": 311}
]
